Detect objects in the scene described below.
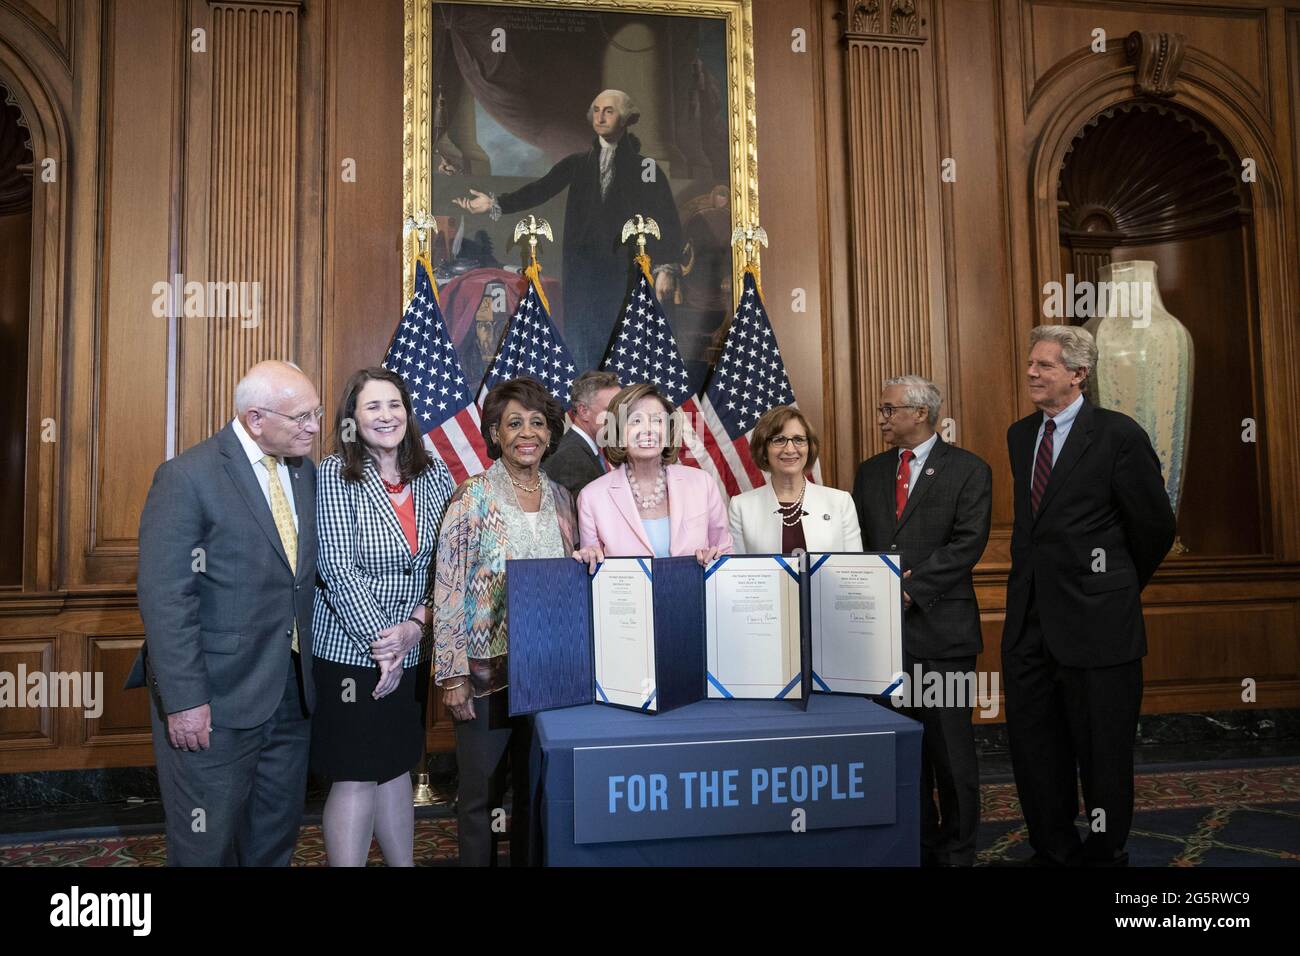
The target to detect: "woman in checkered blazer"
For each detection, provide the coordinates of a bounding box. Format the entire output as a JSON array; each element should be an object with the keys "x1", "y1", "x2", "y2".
[{"x1": 311, "y1": 367, "x2": 454, "y2": 867}]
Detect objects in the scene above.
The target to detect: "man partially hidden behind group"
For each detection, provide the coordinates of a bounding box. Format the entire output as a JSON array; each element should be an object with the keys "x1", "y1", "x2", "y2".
[
  {"x1": 541, "y1": 370, "x2": 621, "y2": 499},
  {"x1": 130, "y1": 360, "x2": 323, "y2": 866}
]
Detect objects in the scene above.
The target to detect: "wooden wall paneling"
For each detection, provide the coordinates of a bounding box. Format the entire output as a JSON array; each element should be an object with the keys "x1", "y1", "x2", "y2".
[
  {"x1": 0, "y1": 636, "x2": 55, "y2": 746},
  {"x1": 817, "y1": 0, "x2": 854, "y2": 486},
  {"x1": 994, "y1": 0, "x2": 1040, "y2": 425},
  {"x1": 752, "y1": 0, "x2": 827, "y2": 483},
  {"x1": 1265, "y1": 4, "x2": 1300, "y2": 563},
  {"x1": 295, "y1": 0, "x2": 323, "y2": 407},
  {"x1": 81, "y1": 0, "x2": 180, "y2": 589},
  {"x1": 83, "y1": 634, "x2": 151, "y2": 745},
  {"x1": 177, "y1": 0, "x2": 211, "y2": 456},
  {"x1": 932, "y1": 0, "x2": 1018, "y2": 545},
  {"x1": 839, "y1": 0, "x2": 949, "y2": 465},
  {"x1": 323, "y1": 0, "x2": 404, "y2": 430}
]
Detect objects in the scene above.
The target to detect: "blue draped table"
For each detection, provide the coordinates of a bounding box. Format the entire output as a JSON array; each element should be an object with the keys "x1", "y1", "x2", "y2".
[{"x1": 528, "y1": 695, "x2": 921, "y2": 866}]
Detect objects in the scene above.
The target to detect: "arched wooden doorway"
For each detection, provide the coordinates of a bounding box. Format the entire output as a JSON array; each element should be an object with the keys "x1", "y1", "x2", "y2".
[
  {"x1": 1056, "y1": 99, "x2": 1265, "y2": 559},
  {"x1": 0, "y1": 78, "x2": 31, "y2": 587}
]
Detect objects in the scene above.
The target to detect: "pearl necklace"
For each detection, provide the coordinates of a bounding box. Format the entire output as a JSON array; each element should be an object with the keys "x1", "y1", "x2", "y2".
[
  {"x1": 776, "y1": 479, "x2": 807, "y2": 527},
  {"x1": 626, "y1": 464, "x2": 667, "y2": 510}
]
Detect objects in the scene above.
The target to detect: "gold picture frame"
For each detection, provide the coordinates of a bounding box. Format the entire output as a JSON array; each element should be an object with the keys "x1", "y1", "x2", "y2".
[{"x1": 401, "y1": 0, "x2": 758, "y2": 314}]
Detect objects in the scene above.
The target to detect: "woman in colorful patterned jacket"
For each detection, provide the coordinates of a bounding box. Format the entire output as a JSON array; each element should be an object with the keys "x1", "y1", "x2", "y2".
[{"x1": 433, "y1": 376, "x2": 578, "y2": 867}]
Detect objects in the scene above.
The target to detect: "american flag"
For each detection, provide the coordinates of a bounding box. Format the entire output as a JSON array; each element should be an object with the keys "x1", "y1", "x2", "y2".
[
  {"x1": 478, "y1": 273, "x2": 578, "y2": 409},
  {"x1": 600, "y1": 264, "x2": 713, "y2": 475},
  {"x1": 694, "y1": 268, "x2": 808, "y2": 496},
  {"x1": 382, "y1": 257, "x2": 491, "y2": 484}
]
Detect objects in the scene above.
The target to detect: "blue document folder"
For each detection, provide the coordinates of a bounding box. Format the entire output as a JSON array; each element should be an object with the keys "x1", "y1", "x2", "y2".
[
  {"x1": 506, "y1": 556, "x2": 710, "y2": 716},
  {"x1": 507, "y1": 554, "x2": 813, "y2": 716}
]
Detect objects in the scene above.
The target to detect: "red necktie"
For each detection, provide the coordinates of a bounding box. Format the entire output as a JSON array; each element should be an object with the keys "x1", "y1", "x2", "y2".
[
  {"x1": 895, "y1": 449, "x2": 914, "y2": 520},
  {"x1": 1031, "y1": 418, "x2": 1056, "y2": 515}
]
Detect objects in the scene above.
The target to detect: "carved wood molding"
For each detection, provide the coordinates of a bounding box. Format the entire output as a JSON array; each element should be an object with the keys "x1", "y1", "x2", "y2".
[
  {"x1": 1059, "y1": 101, "x2": 1248, "y2": 246},
  {"x1": 0, "y1": 0, "x2": 75, "y2": 71},
  {"x1": 207, "y1": 0, "x2": 303, "y2": 8},
  {"x1": 840, "y1": 0, "x2": 927, "y2": 42},
  {"x1": 1124, "y1": 30, "x2": 1186, "y2": 98}
]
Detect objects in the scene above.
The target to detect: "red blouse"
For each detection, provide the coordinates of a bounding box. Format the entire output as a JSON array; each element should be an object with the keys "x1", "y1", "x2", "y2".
[
  {"x1": 778, "y1": 499, "x2": 807, "y2": 554},
  {"x1": 390, "y1": 490, "x2": 418, "y2": 554}
]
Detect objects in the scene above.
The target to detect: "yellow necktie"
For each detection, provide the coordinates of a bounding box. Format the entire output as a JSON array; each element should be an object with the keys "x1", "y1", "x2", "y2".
[{"x1": 261, "y1": 455, "x2": 299, "y2": 652}]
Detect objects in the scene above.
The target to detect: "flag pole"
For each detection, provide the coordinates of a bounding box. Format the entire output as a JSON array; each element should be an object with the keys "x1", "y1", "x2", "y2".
[{"x1": 402, "y1": 208, "x2": 442, "y2": 810}]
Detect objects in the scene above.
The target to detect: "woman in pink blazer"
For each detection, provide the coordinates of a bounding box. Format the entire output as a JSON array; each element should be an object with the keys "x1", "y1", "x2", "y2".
[{"x1": 574, "y1": 382, "x2": 733, "y2": 567}]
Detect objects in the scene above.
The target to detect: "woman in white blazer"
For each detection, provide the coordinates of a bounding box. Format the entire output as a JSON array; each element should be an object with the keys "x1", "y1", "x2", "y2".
[{"x1": 728, "y1": 406, "x2": 862, "y2": 554}]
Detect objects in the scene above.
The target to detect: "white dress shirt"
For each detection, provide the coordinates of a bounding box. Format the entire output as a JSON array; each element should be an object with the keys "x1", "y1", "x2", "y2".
[
  {"x1": 898, "y1": 431, "x2": 939, "y2": 499},
  {"x1": 573, "y1": 424, "x2": 607, "y2": 470},
  {"x1": 598, "y1": 135, "x2": 617, "y2": 198},
  {"x1": 231, "y1": 416, "x2": 298, "y2": 531},
  {"x1": 1032, "y1": 392, "x2": 1084, "y2": 469}
]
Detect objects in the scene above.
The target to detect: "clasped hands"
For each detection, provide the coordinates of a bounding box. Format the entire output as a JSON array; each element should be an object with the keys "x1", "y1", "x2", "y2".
[{"x1": 370, "y1": 618, "x2": 423, "y2": 700}]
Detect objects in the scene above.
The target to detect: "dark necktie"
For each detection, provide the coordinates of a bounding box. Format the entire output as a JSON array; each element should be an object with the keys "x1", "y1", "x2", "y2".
[
  {"x1": 1031, "y1": 418, "x2": 1056, "y2": 515},
  {"x1": 895, "y1": 449, "x2": 914, "y2": 520}
]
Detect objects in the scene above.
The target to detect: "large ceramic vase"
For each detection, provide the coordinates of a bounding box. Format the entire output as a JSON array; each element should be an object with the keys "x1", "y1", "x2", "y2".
[{"x1": 1084, "y1": 260, "x2": 1194, "y2": 530}]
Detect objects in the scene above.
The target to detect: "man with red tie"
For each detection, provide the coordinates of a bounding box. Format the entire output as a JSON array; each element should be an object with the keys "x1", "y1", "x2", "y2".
[
  {"x1": 542, "y1": 370, "x2": 621, "y2": 498},
  {"x1": 852, "y1": 375, "x2": 992, "y2": 866},
  {"x1": 1004, "y1": 325, "x2": 1175, "y2": 866}
]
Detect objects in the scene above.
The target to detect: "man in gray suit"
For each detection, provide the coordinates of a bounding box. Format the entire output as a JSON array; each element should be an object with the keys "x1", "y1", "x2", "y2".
[
  {"x1": 852, "y1": 375, "x2": 992, "y2": 866},
  {"x1": 129, "y1": 360, "x2": 322, "y2": 866},
  {"x1": 541, "y1": 370, "x2": 621, "y2": 499}
]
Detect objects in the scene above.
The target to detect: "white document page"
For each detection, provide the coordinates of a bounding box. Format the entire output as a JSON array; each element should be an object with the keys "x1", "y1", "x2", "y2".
[
  {"x1": 809, "y1": 553, "x2": 903, "y2": 697},
  {"x1": 592, "y1": 559, "x2": 658, "y2": 711},
  {"x1": 705, "y1": 557, "x2": 801, "y2": 699}
]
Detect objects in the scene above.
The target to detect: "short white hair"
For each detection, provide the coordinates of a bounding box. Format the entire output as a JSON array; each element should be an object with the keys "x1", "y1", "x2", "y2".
[
  {"x1": 589, "y1": 89, "x2": 639, "y2": 126},
  {"x1": 883, "y1": 375, "x2": 942, "y2": 426},
  {"x1": 234, "y1": 360, "x2": 305, "y2": 414},
  {"x1": 1030, "y1": 324, "x2": 1097, "y2": 387}
]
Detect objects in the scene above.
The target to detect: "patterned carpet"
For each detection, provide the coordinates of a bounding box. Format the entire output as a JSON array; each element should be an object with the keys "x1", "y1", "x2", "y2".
[
  {"x1": 2, "y1": 763, "x2": 1296, "y2": 866},
  {"x1": 978, "y1": 764, "x2": 1300, "y2": 866}
]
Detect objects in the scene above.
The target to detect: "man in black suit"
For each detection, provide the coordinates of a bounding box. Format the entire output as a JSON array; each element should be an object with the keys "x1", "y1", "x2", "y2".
[
  {"x1": 1004, "y1": 325, "x2": 1175, "y2": 866},
  {"x1": 542, "y1": 370, "x2": 621, "y2": 499},
  {"x1": 853, "y1": 375, "x2": 992, "y2": 866},
  {"x1": 128, "y1": 360, "x2": 321, "y2": 866},
  {"x1": 455, "y1": 89, "x2": 683, "y2": 371}
]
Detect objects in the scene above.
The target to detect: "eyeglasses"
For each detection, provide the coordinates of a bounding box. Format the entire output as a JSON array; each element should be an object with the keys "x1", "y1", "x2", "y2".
[
  {"x1": 875, "y1": 404, "x2": 922, "y2": 420},
  {"x1": 256, "y1": 406, "x2": 324, "y2": 429},
  {"x1": 768, "y1": 435, "x2": 809, "y2": 449}
]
